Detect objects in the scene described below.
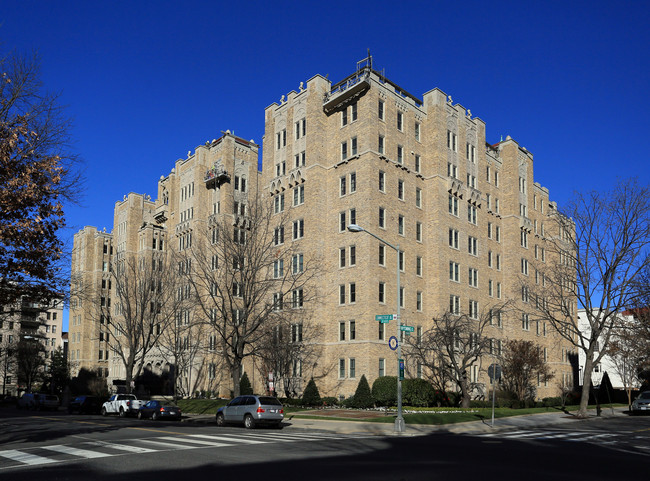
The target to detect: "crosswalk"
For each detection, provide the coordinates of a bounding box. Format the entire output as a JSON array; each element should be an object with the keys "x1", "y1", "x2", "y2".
[
  {"x1": 0, "y1": 431, "x2": 359, "y2": 470},
  {"x1": 473, "y1": 429, "x2": 650, "y2": 455}
]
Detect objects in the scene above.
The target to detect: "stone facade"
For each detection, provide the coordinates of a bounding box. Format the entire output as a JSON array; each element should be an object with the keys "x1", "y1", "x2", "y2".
[{"x1": 71, "y1": 59, "x2": 576, "y2": 400}]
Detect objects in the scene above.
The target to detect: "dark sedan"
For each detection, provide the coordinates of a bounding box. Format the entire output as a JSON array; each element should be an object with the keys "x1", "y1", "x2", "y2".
[
  {"x1": 137, "y1": 400, "x2": 182, "y2": 420},
  {"x1": 68, "y1": 395, "x2": 103, "y2": 414}
]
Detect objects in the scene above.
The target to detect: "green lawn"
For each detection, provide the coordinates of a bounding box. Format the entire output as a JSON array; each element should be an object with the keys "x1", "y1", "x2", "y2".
[{"x1": 176, "y1": 398, "x2": 228, "y2": 415}]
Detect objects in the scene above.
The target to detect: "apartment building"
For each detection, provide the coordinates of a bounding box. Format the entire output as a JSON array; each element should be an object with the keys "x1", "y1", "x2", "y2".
[{"x1": 71, "y1": 57, "x2": 575, "y2": 399}]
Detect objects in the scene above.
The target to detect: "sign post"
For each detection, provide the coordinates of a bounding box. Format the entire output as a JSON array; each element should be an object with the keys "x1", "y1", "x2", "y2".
[{"x1": 488, "y1": 363, "x2": 502, "y2": 427}]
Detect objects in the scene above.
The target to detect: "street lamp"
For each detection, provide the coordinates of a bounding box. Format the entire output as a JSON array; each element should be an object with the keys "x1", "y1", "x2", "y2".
[{"x1": 347, "y1": 223, "x2": 405, "y2": 433}]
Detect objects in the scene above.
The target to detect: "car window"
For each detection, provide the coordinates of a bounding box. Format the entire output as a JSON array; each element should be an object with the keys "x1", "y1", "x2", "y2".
[
  {"x1": 228, "y1": 397, "x2": 242, "y2": 406},
  {"x1": 258, "y1": 396, "x2": 282, "y2": 406},
  {"x1": 245, "y1": 397, "x2": 256, "y2": 405},
  {"x1": 640, "y1": 392, "x2": 650, "y2": 400}
]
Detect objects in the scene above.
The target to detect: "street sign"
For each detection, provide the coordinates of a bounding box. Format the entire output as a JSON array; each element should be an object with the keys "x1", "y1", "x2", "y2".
[
  {"x1": 388, "y1": 336, "x2": 398, "y2": 351},
  {"x1": 488, "y1": 363, "x2": 502, "y2": 381},
  {"x1": 375, "y1": 314, "x2": 393, "y2": 323},
  {"x1": 400, "y1": 325, "x2": 414, "y2": 332}
]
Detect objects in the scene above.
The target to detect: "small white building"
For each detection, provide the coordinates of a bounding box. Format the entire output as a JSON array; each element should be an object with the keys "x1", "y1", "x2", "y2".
[{"x1": 577, "y1": 309, "x2": 638, "y2": 390}]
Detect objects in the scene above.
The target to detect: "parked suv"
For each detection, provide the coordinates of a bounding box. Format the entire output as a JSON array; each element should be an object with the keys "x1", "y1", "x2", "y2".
[
  {"x1": 17, "y1": 393, "x2": 59, "y2": 410},
  {"x1": 216, "y1": 395, "x2": 284, "y2": 429}
]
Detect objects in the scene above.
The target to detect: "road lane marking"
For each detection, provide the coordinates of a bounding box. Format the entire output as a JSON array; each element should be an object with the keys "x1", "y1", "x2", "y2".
[
  {"x1": 0, "y1": 450, "x2": 57, "y2": 465},
  {"x1": 156, "y1": 436, "x2": 232, "y2": 448},
  {"x1": 136, "y1": 439, "x2": 195, "y2": 450},
  {"x1": 189, "y1": 434, "x2": 269, "y2": 444},
  {"x1": 126, "y1": 427, "x2": 188, "y2": 435},
  {"x1": 84, "y1": 441, "x2": 158, "y2": 454},
  {"x1": 45, "y1": 445, "x2": 112, "y2": 459}
]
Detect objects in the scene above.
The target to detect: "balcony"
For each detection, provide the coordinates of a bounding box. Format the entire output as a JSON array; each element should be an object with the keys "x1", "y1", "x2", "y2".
[
  {"x1": 205, "y1": 161, "x2": 230, "y2": 188},
  {"x1": 153, "y1": 204, "x2": 168, "y2": 224},
  {"x1": 323, "y1": 67, "x2": 371, "y2": 114}
]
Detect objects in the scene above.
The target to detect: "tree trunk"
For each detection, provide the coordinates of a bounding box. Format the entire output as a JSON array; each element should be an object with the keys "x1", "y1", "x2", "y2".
[
  {"x1": 231, "y1": 361, "x2": 241, "y2": 398},
  {"x1": 577, "y1": 355, "x2": 595, "y2": 418}
]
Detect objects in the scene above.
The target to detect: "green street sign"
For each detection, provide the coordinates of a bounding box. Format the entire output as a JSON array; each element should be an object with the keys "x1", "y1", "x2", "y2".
[
  {"x1": 375, "y1": 314, "x2": 393, "y2": 323},
  {"x1": 400, "y1": 325, "x2": 415, "y2": 332}
]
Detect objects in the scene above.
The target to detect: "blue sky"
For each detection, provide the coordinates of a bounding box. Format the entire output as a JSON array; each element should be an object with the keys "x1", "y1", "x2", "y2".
[{"x1": 2, "y1": 0, "x2": 649, "y2": 330}]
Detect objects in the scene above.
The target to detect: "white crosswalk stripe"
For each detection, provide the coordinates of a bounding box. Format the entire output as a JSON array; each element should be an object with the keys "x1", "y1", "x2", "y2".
[
  {"x1": 0, "y1": 431, "x2": 368, "y2": 470},
  {"x1": 476, "y1": 429, "x2": 620, "y2": 445}
]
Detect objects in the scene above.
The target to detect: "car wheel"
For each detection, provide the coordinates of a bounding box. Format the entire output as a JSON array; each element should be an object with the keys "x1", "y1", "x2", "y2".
[
  {"x1": 119, "y1": 407, "x2": 125, "y2": 418},
  {"x1": 216, "y1": 413, "x2": 225, "y2": 427},
  {"x1": 101, "y1": 407, "x2": 107, "y2": 416},
  {"x1": 152, "y1": 411, "x2": 159, "y2": 421},
  {"x1": 244, "y1": 414, "x2": 255, "y2": 429},
  {"x1": 137, "y1": 411, "x2": 143, "y2": 420}
]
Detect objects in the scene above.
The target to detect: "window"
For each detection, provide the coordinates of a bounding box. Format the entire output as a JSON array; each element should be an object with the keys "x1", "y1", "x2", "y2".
[
  {"x1": 379, "y1": 282, "x2": 385, "y2": 303},
  {"x1": 341, "y1": 141, "x2": 348, "y2": 160},
  {"x1": 274, "y1": 226, "x2": 284, "y2": 246},
  {"x1": 415, "y1": 188, "x2": 422, "y2": 208},
  {"x1": 378, "y1": 170, "x2": 385, "y2": 191},
  {"x1": 276, "y1": 129, "x2": 286, "y2": 149},
  {"x1": 398, "y1": 215, "x2": 404, "y2": 235},
  {"x1": 469, "y1": 300, "x2": 478, "y2": 319},
  {"x1": 449, "y1": 261, "x2": 459, "y2": 282},
  {"x1": 341, "y1": 108, "x2": 348, "y2": 126},
  {"x1": 339, "y1": 321, "x2": 346, "y2": 341},
  {"x1": 292, "y1": 253, "x2": 304, "y2": 274},
  {"x1": 468, "y1": 205, "x2": 477, "y2": 225},
  {"x1": 294, "y1": 150, "x2": 306, "y2": 168},
  {"x1": 397, "y1": 145, "x2": 403, "y2": 164},
  {"x1": 449, "y1": 195, "x2": 459, "y2": 216},
  {"x1": 398, "y1": 179, "x2": 404, "y2": 200},
  {"x1": 496, "y1": 226, "x2": 501, "y2": 242},
  {"x1": 350, "y1": 172, "x2": 356, "y2": 193},
  {"x1": 351, "y1": 103, "x2": 358, "y2": 122},
  {"x1": 399, "y1": 286, "x2": 404, "y2": 308},
  {"x1": 292, "y1": 288, "x2": 303, "y2": 308},
  {"x1": 349, "y1": 359, "x2": 356, "y2": 378},
  {"x1": 487, "y1": 222, "x2": 492, "y2": 239},
  {"x1": 469, "y1": 268, "x2": 478, "y2": 288},
  {"x1": 522, "y1": 313, "x2": 530, "y2": 331},
  {"x1": 489, "y1": 279, "x2": 493, "y2": 297},
  {"x1": 466, "y1": 143, "x2": 476, "y2": 163},
  {"x1": 417, "y1": 291, "x2": 422, "y2": 311},
  {"x1": 379, "y1": 207, "x2": 385, "y2": 229},
  {"x1": 449, "y1": 295, "x2": 460, "y2": 315},
  {"x1": 379, "y1": 244, "x2": 385, "y2": 266},
  {"x1": 468, "y1": 236, "x2": 478, "y2": 256},
  {"x1": 273, "y1": 293, "x2": 283, "y2": 311},
  {"x1": 340, "y1": 176, "x2": 346, "y2": 196},
  {"x1": 349, "y1": 283, "x2": 356, "y2": 303},
  {"x1": 399, "y1": 251, "x2": 404, "y2": 271},
  {"x1": 496, "y1": 254, "x2": 501, "y2": 270},
  {"x1": 339, "y1": 247, "x2": 346, "y2": 268},
  {"x1": 351, "y1": 136, "x2": 358, "y2": 156},
  {"x1": 273, "y1": 259, "x2": 284, "y2": 278},
  {"x1": 349, "y1": 320, "x2": 356, "y2": 340},
  {"x1": 379, "y1": 358, "x2": 385, "y2": 377},
  {"x1": 349, "y1": 245, "x2": 356, "y2": 266},
  {"x1": 339, "y1": 285, "x2": 346, "y2": 304},
  {"x1": 497, "y1": 282, "x2": 502, "y2": 299},
  {"x1": 416, "y1": 222, "x2": 422, "y2": 242},
  {"x1": 378, "y1": 100, "x2": 384, "y2": 120},
  {"x1": 339, "y1": 359, "x2": 345, "y2": 378},
  {"x1": 397, "y1": 111, "x2": 403, "y2": 131},
  {"x1": 447, "y1": 162, "x2": 458, "y2": 178},
  {"x1": 416, "y1": 256, "x2": 422, "y2": 276},
  {"x1": 292, "y1": 219, "x2": 304, "y2": 240},
  {"x1": 378, "y1": 135, "x2": 385, "y2": 154},
  {"x1": 521, "y1": 258, "x2": 529, "y2": 275},
  {"x1": 494, "y1": 171, "x2": 499, "y2": 187},
  {"x1": 449, "y1": 228, "x2": 459, "y2": 249},
  {"x1": 274, "y1": 193, "x2": 285, "y2": 213},
  {"x1": 293, "y1": 185, "x2": 304, "y2": 206},
  {"x1": 447, "y1": 130, "x2": 457, "y2": 151},
  {"x1": 378, "y1": 322, "x2": 385, "y2": 340},
  {"x1": 414, "y1": 122, "x2": 420, "y2": 141}
]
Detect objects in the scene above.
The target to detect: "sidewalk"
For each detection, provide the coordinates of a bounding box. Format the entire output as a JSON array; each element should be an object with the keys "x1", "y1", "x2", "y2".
[{"x1": 184, "y1": 406, "x2": 629, "y2": 436}]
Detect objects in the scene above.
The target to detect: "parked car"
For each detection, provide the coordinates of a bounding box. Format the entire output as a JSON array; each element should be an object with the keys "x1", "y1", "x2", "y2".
[
  {"x1": 16, "y1": 393, "x2": 59, "y2": 410},
  {"x1": 137, "y1": 400, "x2": 182, "y2": 420},
  {"x1": 16, "y1": 393, "x2": 38, "y2": 410},
  {"x1": 68, "y1": 395, "x2": 103, "y2": 414},
  {"x1": 216, "y1": 395, "x2": 284, "y2": 429},
  {"x1": 37, "y1": 394, "x2": 60, "y2": 411},
  {"x1": 631, "y1": 391, "x2": 650, "y2": 414},
  {"x1": 101, "y1": 394, "x2": 145, "y2": 417}
]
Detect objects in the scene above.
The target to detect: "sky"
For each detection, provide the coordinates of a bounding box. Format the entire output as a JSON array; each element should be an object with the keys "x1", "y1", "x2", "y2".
[{"x1": 2, "y1": 0, "x2": 649, "y2": 331}]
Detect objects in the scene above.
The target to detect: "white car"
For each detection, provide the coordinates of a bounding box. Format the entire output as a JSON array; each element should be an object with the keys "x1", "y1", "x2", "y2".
[{"x1": 631, "y1": 391, "x2": 650, "y2": 414}]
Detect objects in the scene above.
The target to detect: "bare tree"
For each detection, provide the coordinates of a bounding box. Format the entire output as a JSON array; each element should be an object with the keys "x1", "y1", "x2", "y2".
[
  {"x1": 256, "y1": 315, "x2": 322, "y2": 398},
  {"x1": 184, "y1": 193, "x2": 322, "y2": 397},
  {"x1": 499, "y1": 339, "x2": 554, "y2": 402},
  {"x1": 91, "y1": 253, "x2": 183, "y2": 393},
  {"x1": 0, "y1": 337, "x2": 16, "y2": 396},
  {"x1": 405, "y1": 305, "x2": 506, "y2": 408},
  {"x1": 16, "y1": 338, "x2": 45, "y2": 392},
  {"x1": 525, "y1": 179, "x2": 650, "y2": 417},
  {"x1": 0, "y1": 49, "x2": 82, "y2": 309}
]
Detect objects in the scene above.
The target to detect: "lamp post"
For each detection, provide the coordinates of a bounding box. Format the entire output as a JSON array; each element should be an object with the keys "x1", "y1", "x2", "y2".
[{"x1": 347, "y1": 224, "x2": 405, "y2": 433}]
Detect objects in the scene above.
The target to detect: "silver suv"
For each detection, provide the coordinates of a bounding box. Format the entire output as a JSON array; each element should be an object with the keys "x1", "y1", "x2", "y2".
[{"x1": 216, "y1": 395, "x2": 284, "y2": 429}]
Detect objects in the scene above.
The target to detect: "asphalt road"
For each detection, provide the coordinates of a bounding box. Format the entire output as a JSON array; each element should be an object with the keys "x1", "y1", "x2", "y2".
[{"x1": 1, "y1": 408, "x2": 649, "y2": 481}]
